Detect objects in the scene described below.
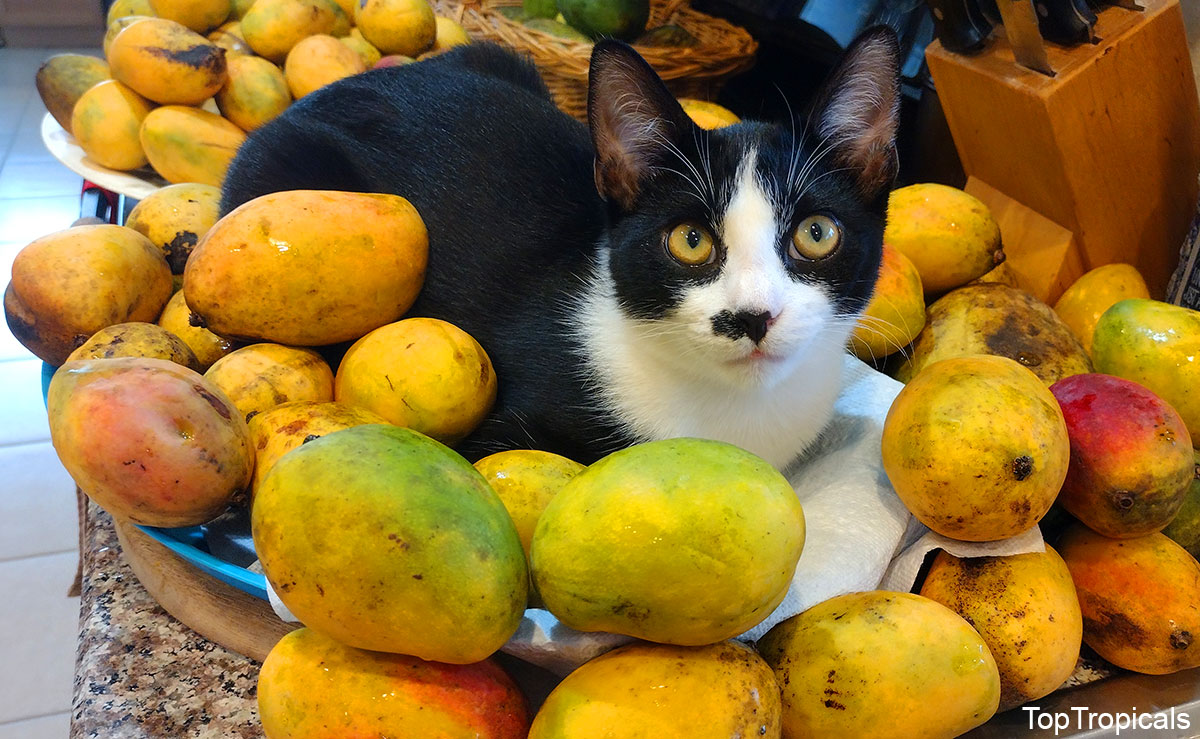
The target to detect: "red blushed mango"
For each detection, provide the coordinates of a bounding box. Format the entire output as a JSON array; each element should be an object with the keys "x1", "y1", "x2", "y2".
[
  {"x1": 258, "y1": 628, "x2": 529, "y2": 739},
  {"x1": 1050, "y1": 374, "x2": 1193, "y2": 538}
]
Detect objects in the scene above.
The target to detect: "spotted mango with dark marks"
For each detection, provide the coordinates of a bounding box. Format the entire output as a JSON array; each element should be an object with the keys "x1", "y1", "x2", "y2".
[
  {"x1": 125, "y1": 183, "x2": 222, "y2": 273},
  {"x1": 107, "y1": 17, "x2": 228, "y2": 105}
]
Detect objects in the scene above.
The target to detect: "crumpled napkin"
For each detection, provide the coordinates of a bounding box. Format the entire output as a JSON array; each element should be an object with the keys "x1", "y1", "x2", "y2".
[{"x1": 264, "y1": 354, "x2": 1045, "y2": 675}]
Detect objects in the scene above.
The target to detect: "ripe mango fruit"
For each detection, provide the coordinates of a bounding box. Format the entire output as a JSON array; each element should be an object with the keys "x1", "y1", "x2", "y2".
[
  {"x1": 35, "y1": 54, "x2": 111, "y2": 135},
  {"x1": 678, "y1": 98, "x2": 740, "y2": 130},
  {"x1": 207, "y1": 23, "x2": 253, "y2": 56},
  {"x1": 474, "y1": 449, "x2": 584, "y2": 560},
  {"x1": 895, "y1": 283, "x2": 1092, "y2": 386},
  {"x1": 231, "y1": 0, "x2": 256, "y2": 19},
  {"x1": 882, "y1": 355, "x2": 1069, "y2": 541},
  {"x1": 339, "y1": 34, "x2": 382, "y2": 68},
  {"x1": 106, "y1": 0, "x2": 154, "y2": 25},
  {"x1": 1092, "y1": 298, "x2": 1200, "y2": 442},
  {"x1": 107, "y1": 18, "x2": 228, "y2": 105},
  {"x1": 757, "y1": 591, "x2": 1000, "y2": 739},
  {"x1": 157, "y1": 289, "x2": 237, "y2": 370},
  {"x1": 528, "y1": 641, "x2": 781, "y2": 738},
  {"x1": 4, "y1": 225, "x2": 172, "y2": 365},
  {"x1": 252, "y1": 424, "x2": 527, "y2": 662},
  {"x1": 67, "y1": 322, "x2": 201, "y2": 371},
  {"x1": 258, "y1": 628, "x2": 529, "y2": 739},
  {"x1": 241, "y1": 0, "x2": 339, "y2": 62},
  {"x1": 1050, "y1": 373, "x2": 1193, "y2": 538},
  {"x1": 124, "y1": 182, "x2": 222, "y2": 273},
  {"x1": 103, "y1": 15, "x2": 153, "y2": 58},
  {"x1": 850, "y1": 243, "x2": 924, "y2": 360},
  {"x1": 149, "y1": 0, "x2": 231, "y2": 32},
  {"x1": 1059, "y1": 524, "x2": 1200, "y2": 674},
  {"x1": 49, "y1": 357, "x2": 252, "y2": 526},
  {"x1": 139, "y1": 105, "x2": 247, "y2": 186},
  {"x1": 531, "y1": 438, "x2": 804, "y2": 645},
  {"x1": 185, "y1": 190, "x2": 428, "y2": 345},
  {"x1": 355, "y1": 0, "x2": 436, "y2": 56},
  {"x1": 216, "y1": 55, "x2": 292, "y2": 132},
  {"x1": 1053, "y1": 264, "x2": 1150, "y2": 357},
  {"x1": 204, "y1": 343, "x2": 334, "y2": 421},
  {"x1": 283, "y1": 34, "x2": 365, "y2": 98},
  {"x1": 884, "y1": 183, "x2": 1004, "y2": 295},
  {"x1": 1163, "y1": 451, "x2": 1200, "y2": 559},
  {"x1": 334, "y1": 318, "x2": 495, "y2": 445},
  {"x1": 919, "y1": 547, "x2": 1082, "y2": 711},
  {"x1": 70, "y1": 80, "x2": 154, "y2": 171},
  {"x1": 430, "y1": 15, "x2": 471, "y2": 54}
]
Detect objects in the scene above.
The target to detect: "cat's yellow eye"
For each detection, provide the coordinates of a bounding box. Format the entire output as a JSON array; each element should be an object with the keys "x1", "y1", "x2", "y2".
[
  {"x1": 790, "y1": 215, "x2": 842, "y2": 261},
  {"x1": 666, "y1": 223, "x2": 716, "y2": 266}
]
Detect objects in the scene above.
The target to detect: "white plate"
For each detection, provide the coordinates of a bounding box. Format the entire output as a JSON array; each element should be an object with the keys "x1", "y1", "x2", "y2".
[{"x1": 40, "y1": 113, "x2": 168, "y2": 201}]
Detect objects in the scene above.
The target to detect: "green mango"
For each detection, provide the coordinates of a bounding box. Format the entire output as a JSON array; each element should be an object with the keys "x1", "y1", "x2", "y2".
[
  {"x1": 1092, "y1": 298, "x2": 1200, "y2": 443},
  {"x1": 556, "y1": 0, "x2": 648, "y2": 40},
  {"x1": 523, "y1": 17, "x2": 589, "y2": 41},
  {"x1": 1163, "y1": 450, "x2": 1200, "y2": 559},
  {"x1": 523, "y1": 0, "x2": 556, "y2": 19}
]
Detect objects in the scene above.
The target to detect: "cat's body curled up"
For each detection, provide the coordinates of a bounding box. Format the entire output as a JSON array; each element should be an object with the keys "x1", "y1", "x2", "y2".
[{"x1": 221, "y1": 31, "x2": 901, "y2": 470}]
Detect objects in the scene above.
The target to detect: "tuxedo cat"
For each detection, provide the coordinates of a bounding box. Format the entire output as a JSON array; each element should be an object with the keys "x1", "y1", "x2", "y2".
[{"x1": 221, "y1": 29, "x2": 901, "y2": 470}]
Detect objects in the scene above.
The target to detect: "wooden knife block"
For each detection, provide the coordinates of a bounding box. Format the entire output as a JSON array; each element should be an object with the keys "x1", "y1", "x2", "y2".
[{"x1": 925, "y1": 0, "x2": 1200, "y2": 301}]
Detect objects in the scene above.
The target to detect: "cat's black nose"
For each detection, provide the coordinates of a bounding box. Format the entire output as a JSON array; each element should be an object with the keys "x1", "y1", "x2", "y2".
[{"x1": 734, "y1": 310, "x2": 771, "y2": 345}]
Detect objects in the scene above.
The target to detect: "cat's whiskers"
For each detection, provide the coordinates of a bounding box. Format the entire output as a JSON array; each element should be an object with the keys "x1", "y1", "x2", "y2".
[{"x1": 791, "y1": 132, "x2": 842, "y2": 199}]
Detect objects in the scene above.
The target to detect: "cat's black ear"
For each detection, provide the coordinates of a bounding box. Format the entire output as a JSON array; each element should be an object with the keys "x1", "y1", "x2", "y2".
[
  {"x1": 588, "y1": 40, "x2": 695, "y2": 210},
  {"x1": 812, "y1": 27, "x2": 901, "y2": 204}
]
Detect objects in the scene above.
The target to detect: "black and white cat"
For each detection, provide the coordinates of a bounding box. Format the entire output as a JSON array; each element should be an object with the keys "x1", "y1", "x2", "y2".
[{"x1": 221, "y1": 29, "x2": 901, "y2": 470}]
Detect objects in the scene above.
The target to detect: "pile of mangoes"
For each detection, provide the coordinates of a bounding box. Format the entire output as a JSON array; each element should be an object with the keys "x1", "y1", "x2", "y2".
[
  {"x1": 498, "y1": 0, "x2": 680, "y2": 47},
  {"x1": 36, "y1": 0, "x2": 471, "y2": 187}
]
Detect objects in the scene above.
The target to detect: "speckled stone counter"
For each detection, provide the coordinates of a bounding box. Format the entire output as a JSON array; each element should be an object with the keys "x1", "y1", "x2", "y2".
[{"x1": 71, "y1": 504, "x2": 263, "y2": 739}]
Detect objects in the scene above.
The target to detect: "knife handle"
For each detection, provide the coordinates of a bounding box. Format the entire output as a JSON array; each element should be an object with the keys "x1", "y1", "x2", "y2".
[
  {"x1": 1034, "y1": 0, "x2": 1098, "y2": 45},
  {"x1": 926, "y1": 0, "x2": 994, "y2": 54}
]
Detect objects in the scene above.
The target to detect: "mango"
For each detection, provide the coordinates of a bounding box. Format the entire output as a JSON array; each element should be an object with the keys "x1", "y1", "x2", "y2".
[
  {"x1": 474, "y1": 449, "x2": 584, "y2": 560},
  {"x1": 258, "y1": 628, "x2": 529, "y2": 739},
  {"x1": 139, "y1": 105, "x2": 246, "y2": 186},
  {"x1": 253, "y1": 424, "x2": 526, "y2": 662},
  {"x1": 1164, "y1": 451, "x2": 1200, "y2": 559},
  {"x1": 355, "y1": 0, "x2": 436, "y2": 56},
  {"x1": 1092, "y1": 298, "x2": 1200, "y2": 442},
  {"x1": 531, "y1": 438, "x2": 804, "y2": 644},
  {"x1": 885, "y1": 183, "x2": 1004, "y2": 295},
  {"x1": 106, "y1": 0, "x2": 155, "y2": 25},
  {"x1": 757, "y1": 591, "x2": 999, "y2": 739},
  {"x1": 157, "y1": 289, "x2": 237, "y2": 370},
  {"x1": 107, "y1": 18, "x2": 227, "y2": 105},
  {"x1": 373, "y1": 53, "x2": 416, "y2": 68},
  {"x1": 522, "y1": 18, "x2": 590, "y2": 42},
  {"x1": 35, "y1": 54, "x2": 111, "y2": 135},
  {"x1": 557, "y1": 0, "x2": 648, "y2": 40},
  {"x1": 70, "y1": 80, "x2": 154, "y2": 171},
  {"x1": 428, "y1": 15, "x2": 471, "y2": 54},
  {"x1": 215, "y1": 55, "x2": 291, "y2": 132},
  {"x1": 207, "y1": 23, "x2": 254, "y2": 56},
  {"x1": 678, "y1": 98, "x2": 740, "y2": 130},
  {"x1": 247, "y1": 400, "x2": 388, "y2": 494},
  {"x1": 1053, "y1": 264, "x2": 1150, "y2": 357},
  {"x1": 48, "y1": 358, "x2": 252, "y2": 526},
  {"x1": 528, "y1": 641, "x2": 781, "y2": 738},
  {"x1": 283, "y1": 34, "x2": 365, "y2": 98},
  {"x1": 204, "y1": 343, "x2": 334, "y2": 421},
  {"x1": 1059, "y1": 524, "x2": 1200, "y2": 674},
  {"x1": 1050, "y1": 373, "x2": 1193, "y2": 538},
  {"x1": 241, "y1": 0, "x2": 338, "y2": 62},
  {"x1": 327, "y1": 0, "x2": 352, "y2": 36},
  {"x1": 125, "y1": 183, "x2": 221, "y2": 273},
  {"x1": 339, "y1": 34, "x2": 381, "y2": 68},
  {"x1": 882, "y1": 355, "x2": 1069, "y2": 541},
  {"x1": 334, "y1": 318, "x2": 495, "y2": 444},
  {"x1": 895, "y1": 283, "x2": 1092, "y2": 386},
  {"x1": 149, "y1": 0, "x2": 230, "y2": 32},
  {"x1": 973, "y1": 260, "x2": 1020, "y2": 288},
  {"x1": 67, "y1": 322, "x2": 201, "y2": 371},
  {"x1": 5, "y1": 225, "x2": 172, "y2": 365},
  {"x1": 850, "y1": 243, "x2": 924, "y2": 361},
  {"x1": 186, "y1": 190, "x2": 427, "y2": 345},
  {"x1": 103, "y1": 16, "x2": 153, "y2": 58},
  {"x1": 231, "y1": 0, "x2": 257, "y2": 19},
  {"x1": 919, "y1": 547, "x2": 1082, "y2": 711}
]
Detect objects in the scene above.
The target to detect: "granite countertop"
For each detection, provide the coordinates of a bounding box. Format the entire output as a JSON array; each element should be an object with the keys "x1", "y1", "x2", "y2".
[{"x1": 71, "y1": 503, "x2": 263, "y2": 739}]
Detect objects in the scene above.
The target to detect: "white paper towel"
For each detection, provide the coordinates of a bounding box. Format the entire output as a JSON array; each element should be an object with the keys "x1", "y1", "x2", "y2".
[{"x1": 263, "y1": 353, "x2": 1045, "y2": 675}]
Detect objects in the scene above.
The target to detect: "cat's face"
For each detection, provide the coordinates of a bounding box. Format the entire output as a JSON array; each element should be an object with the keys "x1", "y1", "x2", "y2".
[{"x1": 589, "y1": 31, "x2": 899, "y2": 390}]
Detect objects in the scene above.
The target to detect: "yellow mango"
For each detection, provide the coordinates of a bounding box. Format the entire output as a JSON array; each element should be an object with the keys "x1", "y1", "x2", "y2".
[
  {"x1": 327, "y1": 0, "x2": 352, "y2": 36},
  {"x1": 474, "y1": 449, "x2": 584, "y2": 559},
  {"x1": 334, "y1": 318, "x2": 495, "y2": 444},
  {"x1": 216, "y1": 54, "x2": 292, "y2": 132},
  {"x1": 35, "y1": 54, "x2": 111, "y2": 135},
  {"x1": 882, "y1": 355, "x2": 1069, "y2": 541},
  {"x1": 107, "y1": 18, "x2": 228, "y2": 105},
  {"x1": 207, "y1": 23, "x2": 254, "y2": 56},
  {"x1": 185, "y1": 190, "x2": 428, "y2": 345},
  {"x1": 204, "y1": 343, "x2": 334, "y2": 421},
  {"x1": 529, "y1": 641, "x2": 781, "y2": 738},
  {"x1": 157, "y1": 289, "x2": 237, "y2": 370},
  {"x1": 355, "y1": 0, "x2": 436, "y2": 56},
  {"x1": 851, "y1": 243, "x2": 924, "y2": 360},
  {"x1": 1053, "y1": 264, "x2": 1150, "y2": 356},
  {"x1": 758, "y1": 591, "x2": 1000, "y2": 739},
  {"x1": 139, "y1": 105, "x2": 247, "y2": 186},
  {"x1": 678, "y1": 98, "x2": 740, "y2": 130},
  {"x1": 258, "y1": 629, "x2": 529, "y2": 739},
  {"x1": 67, "y1": 322, "x2": 201, "y2": 371},
  {"x1": 327, "y1": 0, "x2": 354, "y2": 21},
  {"x1": 283, "y1": 34, "x2": 365, "y2": 98},
  {"x1": 149, "y1": 0, "x2": 230, "y2": 32},
  {"x1": 241, "y1": 0, "x2": 338, "y2": 62},
  {"x1": 339, "y1": 34, "x2": 381, "y2": 68},
  {"x1": 106, "y1": 0, "x2": 155, "y2": 25},
  {"x1": 4, "y1": 225, "x2": 172, "y2": 365},
  {"x1": 124, "y1": 182, "x2": 222, "y2": 273},
  {"x1": 70, "y1": 80, "x2": 154, "y2": 171},
  {"x1": 231, "y1": 0, "x2": 257, "y2": 19},
  {"x1": 103, "y1": 15, "x2": 153, "y2": 58},
  {"x1": 920, "y1": 547, "x2": 1082, "y2": 711},
  {"x1": 885, "y1": 183, "x2": 1004, "y2": 295},
  {"x1": 429, "y1": 15, "x2": 471, "y2": 53}
]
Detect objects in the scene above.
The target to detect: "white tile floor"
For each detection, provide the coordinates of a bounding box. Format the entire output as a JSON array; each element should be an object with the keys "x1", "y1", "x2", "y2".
[{"x1": 0, "y1": 46, "x2": 102, "y2": 739}]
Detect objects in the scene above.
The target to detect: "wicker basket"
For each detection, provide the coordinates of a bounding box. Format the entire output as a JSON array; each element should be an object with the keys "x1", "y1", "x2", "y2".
[{"x1": 435, "y1": 0, "x2": 758, "y2": 121}]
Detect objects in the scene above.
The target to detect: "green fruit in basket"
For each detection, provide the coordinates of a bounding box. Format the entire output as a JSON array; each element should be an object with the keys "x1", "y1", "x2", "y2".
[
  {"x1": 495, "y1": 6, "x2": 527, "y2": 21},
  {"x1": 530, "y1": 437, "x2": 805, "y2": 645},
  {"x1": 523, "y1": 17, "x2": 589, "y2": 42},
  {"x1": 556, "y1": 0, "x2": 649, "y2": 41},
  {"x1": 252, "y1": 423, "x2": 528, "y2": 664},
  {"x1": 523, "y1": 0, "x2": 556, "y2": 19},
  {"x1": 635, "y1": 24, "x2": 698, "y2": 46}
]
